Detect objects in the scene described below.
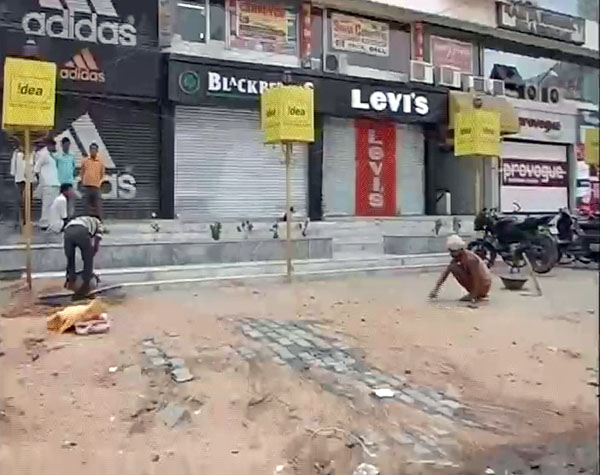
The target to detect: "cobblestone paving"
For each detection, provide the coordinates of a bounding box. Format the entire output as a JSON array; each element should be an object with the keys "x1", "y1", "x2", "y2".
[{"x1": 232, "y1": 318, "x2": 494, "y2": 463}]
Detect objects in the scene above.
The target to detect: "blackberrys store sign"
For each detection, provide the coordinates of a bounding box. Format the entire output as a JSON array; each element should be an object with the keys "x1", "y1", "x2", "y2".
[{"x1": 3, "y1": 0, "x2": 157, "y2": 48}]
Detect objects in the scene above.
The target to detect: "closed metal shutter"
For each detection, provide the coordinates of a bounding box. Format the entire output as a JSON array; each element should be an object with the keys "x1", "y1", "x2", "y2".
[
  {"x1": 0, "y1": 95, "x2": 161, "y2": 220},
  {"x1": 174, "y1": 107, "x2": 308, "y2": 221},
  {"x1": 396, "y1": 124, "x2": 424, "y2": 215},
  {"x1": 323, "y1": 117, "x2": 356, "y2": 217}
]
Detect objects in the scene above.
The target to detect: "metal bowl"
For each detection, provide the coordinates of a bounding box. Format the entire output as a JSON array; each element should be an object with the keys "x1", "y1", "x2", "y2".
[{"x1": 500, "y1": 275, "x2": 528, "y2": 291}]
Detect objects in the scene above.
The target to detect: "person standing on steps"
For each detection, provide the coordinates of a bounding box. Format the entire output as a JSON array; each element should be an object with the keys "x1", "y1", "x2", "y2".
[
  {"x1": 9, "y1": 138, "x2": 33, "y2": 229},
  {"x1": 48, "y1": 184, "x2": 75, "y2": 235},
  {"x1": 63, "y1": 215, "x2": 104, "y2": 297},
  {"x1": 54, "y1": 137, "x2": 77, "y2": 218},
  {"x1": 33, "y1": 138, "x2": 60, "y2": 231},
  {"x1": 429, "y1": 235, "x2": 492, "y2": 303},
  {"x1": 80, "y1": 143, "x2": 105, "y2": 218}
]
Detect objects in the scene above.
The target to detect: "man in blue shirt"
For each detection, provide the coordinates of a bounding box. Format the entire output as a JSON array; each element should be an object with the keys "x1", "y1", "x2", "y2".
[{"x1": 54, "y1": 137, "x2": 77, "y2": 217}]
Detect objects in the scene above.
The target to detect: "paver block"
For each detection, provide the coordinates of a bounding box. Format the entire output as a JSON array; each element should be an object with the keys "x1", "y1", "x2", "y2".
[
  {"x1": 171, "y1": 367, "x2": 194, "y2": 383},
  {"x1": 298, "y1": 352, "x2": 316, "y2": 362},
  {"x1": 440, "y1": 399, "x2": 461, "y2": 410},
  {"x1": 397, "y1": 392, "x2": 415, "y2": 405},
  {"x1": 150, "y1": 357, "x2": 167, "y2": 367},
  {"x1": 293, "y1": 338, "x2": 312, "y2": 348},
  {"x1": 157, "y1": 403, "x2": 190, "y2": 428},
  {"x1": 143, "y1": 348, "x2": 161, "y2": 357},
  {"x1": 277, "y1": 337, "x2": 293, "y2": 346},
  {"x1": 413, "y1": 443, "x2": 432, "y2": 456},
  {"x1": 271, "y1": 343, "x2": 296, "y2": 360},
  {"x1": 243, "y1": 329, "x2": 263, "y2": 339},
  {"x1": 168, "y1": 358, "x2": 186, "y2": 369}
]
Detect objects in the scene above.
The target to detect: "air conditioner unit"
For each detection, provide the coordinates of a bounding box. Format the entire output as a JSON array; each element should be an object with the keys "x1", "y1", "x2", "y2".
[
  {"x1": 462, "y1": 75, "x2": 487, "y2": 93},
  {"x1": 487, "y1": 79, "x2": 505, "y2": 96},
  {"x1": 523, "y1": 83, "x2": 540, "y2": 101},
  {"x1": 410, "y1": 60, "x2": 434, "y2": 85},
  {"x1": 542, "y1": 86, "x2": 561, "y2": 104},
  {"x1": 324, "y1": 53, "x2": 348, "y2": 73},
  {"x1": 436, "y1": 66, "x2": 461, "y2": 88}
]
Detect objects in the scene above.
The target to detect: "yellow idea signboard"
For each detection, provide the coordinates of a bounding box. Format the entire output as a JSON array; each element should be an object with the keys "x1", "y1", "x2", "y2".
[
  {"x1": 2, "y1": 57, "x2": 57, "y2": 130},
  {"x1": 454, "y1": 110, "x2": 501, "y2": 157},
  {"x1": 261, "y1": 86, "x2": 314, "y2": 144},
  {"x1": 584, "y1": 128, "x2": 599, "y2": 167}
]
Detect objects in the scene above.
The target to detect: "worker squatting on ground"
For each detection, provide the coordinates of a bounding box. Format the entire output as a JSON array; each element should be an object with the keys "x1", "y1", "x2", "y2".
[
  {"x1": 63, "y1": 215, "x2": 105, "y2": 297},
  {"x1": 429, "y1": 235, "x2": 492, "y2": 303}
]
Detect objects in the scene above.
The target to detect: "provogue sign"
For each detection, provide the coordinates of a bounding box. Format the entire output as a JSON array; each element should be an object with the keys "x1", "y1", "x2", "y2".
[
  {"x1": 496, "y1": 1, "x2": 585, "y2": 45},
  {"x1": 22, "y1": 0, "x2": 138, "y2": 46},
  {"x1": 508, "y1": 104, "x2": 576, "y2": 143},
  {"x1": 503, "y1": 158, "x2": 568, "y2": 187}
]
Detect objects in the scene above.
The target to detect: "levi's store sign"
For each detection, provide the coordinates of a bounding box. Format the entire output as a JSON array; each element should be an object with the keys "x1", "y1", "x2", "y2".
[
  {"x1": 22, "y1": 0, "x2": 137, "y2": 46},
  {"x1": 355, "y1": 120, "x2": 396, "y2": 216},
  {"x1": 351, "y1": 89, "x2": 430, "y2": 116}
]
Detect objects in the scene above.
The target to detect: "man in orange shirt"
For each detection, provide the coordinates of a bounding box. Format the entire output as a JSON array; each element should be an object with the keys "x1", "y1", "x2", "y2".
[{"x1": 79, "y1": 143, "x2": 105, "y2": 218}]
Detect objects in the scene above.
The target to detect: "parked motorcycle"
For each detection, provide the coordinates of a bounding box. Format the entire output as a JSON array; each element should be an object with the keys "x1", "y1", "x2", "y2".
[
  {"x1": 468, "y1": 208, "x2": 558, "y2": 274},
  {"x1": 556, "y1": 209, "x2": 600, "y2": 264}
]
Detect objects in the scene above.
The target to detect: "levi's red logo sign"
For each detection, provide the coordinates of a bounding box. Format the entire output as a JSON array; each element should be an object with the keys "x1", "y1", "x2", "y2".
[
  {"x1": 60, "y1": 49, "x2": 106, "y2": 83},
  {"x1": 355, "y1": 120, "x2": 397, "y2": 216}
]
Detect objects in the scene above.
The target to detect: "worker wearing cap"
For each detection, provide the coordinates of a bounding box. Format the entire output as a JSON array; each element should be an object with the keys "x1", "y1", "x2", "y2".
[{"x1": 429, "y1": 235, "x2": 492, "y2": 303}]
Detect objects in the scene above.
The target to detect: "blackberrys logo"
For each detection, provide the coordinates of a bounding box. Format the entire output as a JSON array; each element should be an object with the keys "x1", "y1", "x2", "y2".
[
  {"x1": 60, "y1": 49, "x2": 106, "y2": 83},
  {"x1": 23, "y1": 0, "x2": 137, "y2": 46}
]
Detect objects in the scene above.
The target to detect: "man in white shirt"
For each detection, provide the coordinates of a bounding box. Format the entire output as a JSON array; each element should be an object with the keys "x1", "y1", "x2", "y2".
[
  {"x1": 48, "y1": 184, "x2": 74, "y2": 234},
  {"x1": 9, "y1": 138, "x2": 34, "y2": 228},
  {"x1": 34, "y1": 138, "x2": 60, "y2": 230}
]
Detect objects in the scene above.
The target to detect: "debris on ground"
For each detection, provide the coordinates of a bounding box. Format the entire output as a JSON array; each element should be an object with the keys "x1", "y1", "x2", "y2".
[
  {"x1": 371, "y1": 388, "x2": 395, "y2": 398},
  {"x1": 47, "y1": 300, "x2": 106, "y2": 334},
  {"x1": 75, "y1": 313, "x2": 110, "y2": 335},
  {"x1": 352, "y1": 463, "x2": 380, "y2": 475},
  {"x1": 171, "y1": 367, "x2": 194, "y2": 383}
]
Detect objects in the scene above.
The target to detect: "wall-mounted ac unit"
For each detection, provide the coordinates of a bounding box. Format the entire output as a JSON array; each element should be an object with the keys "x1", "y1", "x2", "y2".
[
  {"x1": 462, "y1": 75, "x2": 487, "y2": 93},
  {"x1": 542, "y1": 86, "x2": 561, "y2": 104},
  {"x1": 487, "y1": 79, "x2": 505, "y2": 96},
  {"x1": 523, "y1": 83, "x2": 540, "y2": 101},
  {"x1": 324, "y1": 53, "x2": 348, "y2": 73},
  {"x1": 410, "y1": 60, "x2": 434, "y2": 85},
  {"x1": 436, "y1": 66, "x2": 461, "y2": 88}
]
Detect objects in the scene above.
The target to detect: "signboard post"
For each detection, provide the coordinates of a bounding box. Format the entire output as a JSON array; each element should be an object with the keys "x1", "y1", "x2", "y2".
[
  {"x1": 454, "y1": 109, "x2": 501, "y2": 212},
  {"x1": 261, "y1": 85, "x2": 314, "y2": 281},
  {"x1": 2, "y1": 57, "x2": 57, "y2": 289}
]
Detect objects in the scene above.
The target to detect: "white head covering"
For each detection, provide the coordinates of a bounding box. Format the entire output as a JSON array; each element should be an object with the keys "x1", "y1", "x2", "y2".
[{"x1": 446, "y1": 234, "x2": 465, "y2": 251}]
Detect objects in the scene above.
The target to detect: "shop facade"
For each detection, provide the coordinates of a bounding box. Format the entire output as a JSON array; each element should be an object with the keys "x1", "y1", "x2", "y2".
[
  {"x1": 166, "y1": 56, "x2": 447, "y2": 221},
  {"x1": 0, "y1": 0, "x2": 161, "y2": 219},
  {"x1": 500, "y1": 99, "x2": 578, "y2": 214}
]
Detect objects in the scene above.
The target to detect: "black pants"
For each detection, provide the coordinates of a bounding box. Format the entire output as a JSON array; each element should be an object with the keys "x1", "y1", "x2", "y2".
[
  {"x1": 84, "y1": 186, "x2": 102, "y2": 218},
  {"x1": 64, "y1": 225, "x2": 93, "y2": 286}
]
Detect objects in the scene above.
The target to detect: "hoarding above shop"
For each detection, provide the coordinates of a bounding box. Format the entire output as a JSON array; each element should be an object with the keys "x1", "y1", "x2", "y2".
[
  {"x1": 168, "y1": 59, "x2": 447, "y2": 123},
  {"x1": 331, "y1": 13, "x2": 390, "y2": 57},
  {"x1": 506, "y1": 100, "x2": 577, "y2": 144},
  {"x1": 4, "y1": 0, "x2": 158, "y2": 48},
  {"x1": 0, "y1": 29, "x2": 160, "y2": 99}
]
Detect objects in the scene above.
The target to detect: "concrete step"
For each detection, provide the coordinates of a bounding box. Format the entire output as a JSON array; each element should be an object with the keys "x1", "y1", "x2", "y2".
[
  {"x1": 32, "y1": 253, "x2": 449, "y2": 287},
  {"x1": 333, "y1": 241, "x2": 383, "y2": 255}
]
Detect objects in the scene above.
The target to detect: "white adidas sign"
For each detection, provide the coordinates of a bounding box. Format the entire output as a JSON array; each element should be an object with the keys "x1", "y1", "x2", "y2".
[
  {"x1": 23, "y1": 0, "x2": 137, "y2": 46},
  {"x1": 54, "y1": 113, "x2": 137, "y2": 199},
  {"x1": 60, "y1": 49, "x2": 106, "y2": 83}
]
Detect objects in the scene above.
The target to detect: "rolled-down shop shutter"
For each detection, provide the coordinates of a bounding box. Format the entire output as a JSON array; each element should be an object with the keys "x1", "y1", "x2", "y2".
[
  {"x1": 0, "y1": 95, "x2": 160, "y2": 220},
  {"x1": 500, "y1": 140, "x2": 568, "y2": 213},
  {"x1": 322, "y1": 117, "x2": 356, "y2": 217},
  {"x1": 174, "y1": 107, "x2": 308, "y2": 221},
  {"x1": 396, "y1": 124, "x2": 425, "y2": 215}
]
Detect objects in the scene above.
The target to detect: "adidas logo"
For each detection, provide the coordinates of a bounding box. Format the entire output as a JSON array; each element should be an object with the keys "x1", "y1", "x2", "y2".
[
  {"x1": 23, "y1": 0, "x2": 137, "y2": 47},
  {"x1": 60, "y1": 49, "x2": 106, "y2": 83},
  {"x1": 54, "y1": 113, "x2": 137, "y2": 200}
]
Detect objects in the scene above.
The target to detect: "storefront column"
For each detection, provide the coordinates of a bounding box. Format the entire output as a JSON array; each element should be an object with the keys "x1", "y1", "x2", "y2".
[
  {"x1": 308, "y1": 114, "x2": 324, "y2": 221},
  {"x1": 160, "y1": 101, "x2": 175, "y2": 219}
]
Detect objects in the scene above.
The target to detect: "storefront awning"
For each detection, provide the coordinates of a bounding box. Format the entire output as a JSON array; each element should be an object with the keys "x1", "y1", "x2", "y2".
[{"x1": 449, "y1": 92, "x2": 520, "y2": 135}]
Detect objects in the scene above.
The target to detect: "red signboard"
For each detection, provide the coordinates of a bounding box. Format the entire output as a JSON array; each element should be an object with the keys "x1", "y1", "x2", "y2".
[
  {"x1": 355, "y1": 120, "x2": 396, "y2": 216},
  {"x1": 430, "y1": 35, "x2": 473, "y2": 73}
]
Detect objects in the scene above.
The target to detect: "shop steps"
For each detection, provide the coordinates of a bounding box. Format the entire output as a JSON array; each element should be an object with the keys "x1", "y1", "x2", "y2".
[{"x1": 31, "y1": 253, "x2": 449, "y2": 288}]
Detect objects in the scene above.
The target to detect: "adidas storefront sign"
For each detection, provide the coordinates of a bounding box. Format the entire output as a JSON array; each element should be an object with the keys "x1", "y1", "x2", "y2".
[
  {"x1": 60, "y1": 68, "x2": 105, "y2": 83},
  {"x1": 23, "y1": 10, "x2": 137, "y2": 46},
  {"x1": 60, "y1": 49, "x2": 106, "y2": 83}
]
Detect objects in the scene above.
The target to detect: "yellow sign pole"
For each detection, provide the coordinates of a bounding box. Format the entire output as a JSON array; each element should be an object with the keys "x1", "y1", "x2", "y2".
[
  {"x1": 285, "y1": 143, "x2": 293, "y2": 282},
  {"x1": 24, "y1": 129, "x2": 33, "y2": 289}
]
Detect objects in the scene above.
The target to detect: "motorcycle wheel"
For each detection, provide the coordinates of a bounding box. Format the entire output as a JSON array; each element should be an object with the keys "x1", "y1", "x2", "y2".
[
  {"x1": 525, "y1": 235, "x2": 558, "y2": 274},
  {"x1": 467, "y1": 239, "x2": 497, "y2": 268}
]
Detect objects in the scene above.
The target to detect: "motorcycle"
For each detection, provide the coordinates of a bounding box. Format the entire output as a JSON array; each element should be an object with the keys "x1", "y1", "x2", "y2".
[
  {"x1": 468, "y1": 208, "x2": 558, "y2": 274},
  {"x1": 556, "y1": 209, "x2": 600, "y2": 264}
]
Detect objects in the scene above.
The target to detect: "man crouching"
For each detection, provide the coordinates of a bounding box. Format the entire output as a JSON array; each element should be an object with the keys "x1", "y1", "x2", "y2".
[{"x1": 429, "y1": 235, "x2": 492, "y2": 303}]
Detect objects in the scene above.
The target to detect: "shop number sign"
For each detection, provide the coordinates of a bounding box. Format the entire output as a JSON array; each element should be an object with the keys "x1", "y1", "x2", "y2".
[
  {"x1": 261, "y1": 86, "x2": 314, "y2": 144},
  {"x1": 454, "y1": 110, "x2": 501, "y2": 157},
  {"x1": 331, "y1": 13, "x2": 390, "y2": 57},
  {"x1": 2, "y1": 57, "x2": 57, "y2": 130}
]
